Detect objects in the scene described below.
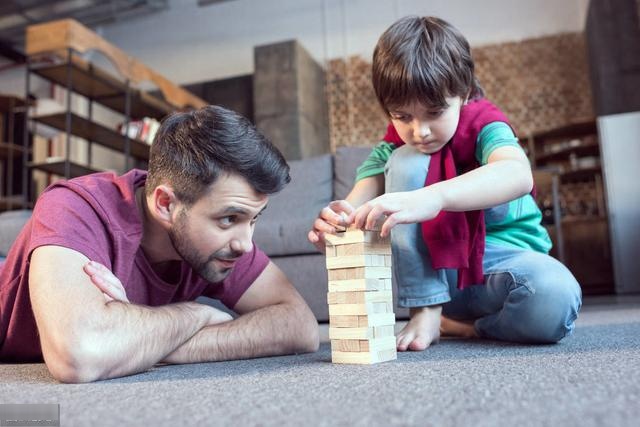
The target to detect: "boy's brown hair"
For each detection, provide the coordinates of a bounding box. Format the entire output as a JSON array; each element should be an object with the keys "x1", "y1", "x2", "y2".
[{"x1": 372, "y1": 16, "x2": 483, "y2": 113}]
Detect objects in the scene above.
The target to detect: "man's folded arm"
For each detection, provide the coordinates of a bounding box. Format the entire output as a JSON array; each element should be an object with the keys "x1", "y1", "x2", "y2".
[
  {"x1": 29, "y1": 245, "x2": 215, "y2": 383},
  {"x1": 161, "y1": 261, "x2": 320, "y2": 364}
]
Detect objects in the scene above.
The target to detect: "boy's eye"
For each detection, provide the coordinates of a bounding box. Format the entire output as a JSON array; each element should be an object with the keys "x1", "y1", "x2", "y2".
[
  {"x1": 428, "y1": 110, "x2": 444, "y2": 118},
  {"x1": 391, "y1": 113, "x2": 411, "y2": 122}
]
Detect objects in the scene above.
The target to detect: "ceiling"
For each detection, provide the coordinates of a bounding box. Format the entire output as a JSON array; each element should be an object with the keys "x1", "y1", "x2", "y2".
[{"x1": 0, "y1": 0, "x2": 170, "y2": 61}]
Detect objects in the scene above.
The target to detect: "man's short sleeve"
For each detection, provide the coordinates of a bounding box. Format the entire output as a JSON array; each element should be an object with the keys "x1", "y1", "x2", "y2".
[
  {"x1": 29, "y1": 186, "x2": 113, "y2": 267},
  {"x1": 202, "y1": 242, "x2": 270, "y2": 309}
]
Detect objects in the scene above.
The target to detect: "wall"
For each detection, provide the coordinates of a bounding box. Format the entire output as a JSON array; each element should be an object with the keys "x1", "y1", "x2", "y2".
[{"x1": 97, "y1": 0, "x2": 589, "y2": 86}]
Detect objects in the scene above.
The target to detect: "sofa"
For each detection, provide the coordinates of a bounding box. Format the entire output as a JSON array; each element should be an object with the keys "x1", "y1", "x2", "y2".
[
  {"x1": 252, "y1": 146, "x2": 408, "y2": 322},
  {"x1": 0, "y1": 147, "x2": 408, "y2": 322}
]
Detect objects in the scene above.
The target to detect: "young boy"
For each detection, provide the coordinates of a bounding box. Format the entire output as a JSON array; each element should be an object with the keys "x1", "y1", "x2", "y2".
[{"x1": 308, "y1": 16, "x2": 581, "y2": 351}]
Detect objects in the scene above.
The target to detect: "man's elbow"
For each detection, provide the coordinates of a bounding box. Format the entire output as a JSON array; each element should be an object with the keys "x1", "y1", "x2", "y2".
[
  {"x1": 43, "y1": 335, "x2": 106, "y2": 383},
  {"x1": 291, "y1": 304, "x2": 320, "y2": 353}
]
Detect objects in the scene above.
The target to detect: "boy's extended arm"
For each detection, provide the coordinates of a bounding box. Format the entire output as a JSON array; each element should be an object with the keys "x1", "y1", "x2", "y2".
[
  {"x1": 29, "y1": 245, "x2": 223, "y2": 383},
  {"x1": 353, "y1": 146, "x2": 534, "y2": 235}
]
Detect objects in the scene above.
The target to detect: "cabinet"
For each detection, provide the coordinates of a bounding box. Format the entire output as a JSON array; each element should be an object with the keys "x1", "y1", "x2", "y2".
[
  {"x1": 23, "y1": 19, "x2": 207, "y2": 200},
  {"x1": 526, "y1": 120, "x2": 614, "y2": 294},
  {"x1": 0, "y1": 95, "x2": 30, "y2": 211}
]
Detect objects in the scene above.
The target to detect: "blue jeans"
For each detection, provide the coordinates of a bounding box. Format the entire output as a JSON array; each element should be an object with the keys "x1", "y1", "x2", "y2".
[{"x1": 386, "y1": 145, "x2": 582, "y2": 343}]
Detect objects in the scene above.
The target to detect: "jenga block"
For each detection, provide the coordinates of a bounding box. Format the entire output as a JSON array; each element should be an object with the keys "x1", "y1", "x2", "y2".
[
  {"x1": 331, "y1": 348, "x2": 397, "y2": 364},
  {"x1": 329, "y1": 313, "x2": 396, "y2": 328},
  {"x1": 326, "y1": 266, "x2": 392, "y2": 281},
  {"x1": 325, "y1": 244, "x2": 337, "y2": 258},
  {"x1": 329, "y1": 325, "x2": 395, "y2": 340},
  {"x1": 327, "y1": 290, "x2": 392, "y2": 305},
  {"x1": 331, "y1": 339, "x2": 362, "y2": 352},
  {"x1": 328, "y1": 302, "x2": 393, "y2": 316},
  {"x1": 326, "y1": 254, "x2": 388, "y2": 269},
  {"x1": 325, "y1": 229, "x2": 389, "y2": 246},
  {"x1": 335, "y1": 243, "x2": 391, "y2": 256},
  {"x1": 328, "y1": 278, "x2": 391, "y2": 292},
  {"x1": 331, "y1": 335, "x2": 396, "y2": 353}
]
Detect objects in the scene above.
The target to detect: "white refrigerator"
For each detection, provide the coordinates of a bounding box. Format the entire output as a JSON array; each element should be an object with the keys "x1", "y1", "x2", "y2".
[{"x1": 597, "y1": 111, "x2": 640, "y2": 294}]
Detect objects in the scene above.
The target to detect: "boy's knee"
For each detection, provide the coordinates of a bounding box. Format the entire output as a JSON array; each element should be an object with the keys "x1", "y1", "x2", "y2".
[{"x1": 518, "y1": 271, "x2": 582, "y2": 343}]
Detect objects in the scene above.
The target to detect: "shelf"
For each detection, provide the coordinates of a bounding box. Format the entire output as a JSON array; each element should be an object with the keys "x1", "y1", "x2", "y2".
[
  {"x1": 32, "y1": 113, "x2": 150, "y2": 160},
  {"x1": 0, "y1": 142, "x2": 27, "y2": 159},
  {"x1": 531, "y1": 120, "x2": 597, "y2": 141},
  {"x1": 536, "y1": 143, "x2": 600, "y2": 164},
  {"x1": 31, "y1": 58, "x2": 174, "y2": 119},
  {"x1": 29, "y1": 160, "x2": 101, "y2": 178},
  {"x1": 0, "y1": 197, "x2": 31, "y2": 211},
  {"x1": 560, "y1": 166, "x2": 601, "y2": 183}
]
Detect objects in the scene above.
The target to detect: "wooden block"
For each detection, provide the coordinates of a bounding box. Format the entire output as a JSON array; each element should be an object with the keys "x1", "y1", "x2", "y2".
[
  {"x1": 325, "y1": 229, "x2": 389, "y2": 246},
  {"x1": 331, "y1": 335, "x2": 396, "y2": 353},
  {"x1": 328, "y1": 302, "x2": 393, "y2": 316},
  {"x1": 335, "y1": 243, "x2": 391, "y2": 256},
  {"x1": 331, "y1": 348, "x2": 397, "y2": 364},
  {"x1": 327, "y1": 290, "x2": 392, "y2": 305},
  {"x1": 326, "y1": 266, "x2": 392, "y2": 281},
  {"x1": 326, "y1": 254, "x2": 388, "y2": 269},
  {"x1": 328, "y1": 278, "x2": 389, "y2": 292},
  {"x1": 329, "y1": 313, "x2": 396, "y2": 328},
  {"x1": 329, "y1": 325, "x2": 395, "y2": 340}
]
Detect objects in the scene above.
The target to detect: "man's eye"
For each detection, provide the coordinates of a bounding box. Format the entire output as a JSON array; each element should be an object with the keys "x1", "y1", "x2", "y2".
[{"x1": 220, "y1": 216, "x2": 236, "y2": 226}]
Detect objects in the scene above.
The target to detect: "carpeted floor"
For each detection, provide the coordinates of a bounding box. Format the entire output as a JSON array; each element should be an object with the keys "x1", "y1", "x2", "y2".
[{"x1": 1, "y1": 296, "x2": 639, "y2": 427}]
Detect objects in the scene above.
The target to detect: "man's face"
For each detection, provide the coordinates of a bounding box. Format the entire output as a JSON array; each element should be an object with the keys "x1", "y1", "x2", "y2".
[
  {"x1": 388, "y1": 96, "x2": 464, "y2": 154},
  {"x1": 167, "y1": 173, "x2": 268, "y2": 283}
]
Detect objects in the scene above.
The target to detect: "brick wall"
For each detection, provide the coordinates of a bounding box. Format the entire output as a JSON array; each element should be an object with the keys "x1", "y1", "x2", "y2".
[{"x1": 326, "y1": 32, "x2": 594, "y2": 150}]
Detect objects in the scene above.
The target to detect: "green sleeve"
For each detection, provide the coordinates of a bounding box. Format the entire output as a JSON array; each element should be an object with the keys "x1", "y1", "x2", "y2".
[
  {"x1": 475, "y1": 121, "x2": 522, "y2": 165},
  {"x1": 355, "y1": 142, "x2": 396, "y2": 182}
]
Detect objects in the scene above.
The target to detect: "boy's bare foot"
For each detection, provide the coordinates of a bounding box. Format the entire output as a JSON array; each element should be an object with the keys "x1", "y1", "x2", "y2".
[
  {"x1": 396, "y1": 306, "x2": 442, "y2": 351},
  {"x1": 440, "y1": 316, "x2": 479, "y2": 338}
]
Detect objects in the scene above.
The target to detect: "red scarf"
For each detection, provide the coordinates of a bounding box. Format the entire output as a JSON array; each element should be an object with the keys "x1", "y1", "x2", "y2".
[{"x1": 383, "y1": 99, "x2": 511, "y2": 289}]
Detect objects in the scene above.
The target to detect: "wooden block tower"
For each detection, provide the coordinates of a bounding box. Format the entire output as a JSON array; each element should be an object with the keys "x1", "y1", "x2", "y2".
[{"x1": 325, "y1": 228, "x2": 397, "y2": 364}]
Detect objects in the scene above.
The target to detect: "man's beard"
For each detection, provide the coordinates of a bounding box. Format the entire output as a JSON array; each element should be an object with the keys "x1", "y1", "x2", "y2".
[{"x1": 168, "y1": 211, "x2": 242, "y2": 283}]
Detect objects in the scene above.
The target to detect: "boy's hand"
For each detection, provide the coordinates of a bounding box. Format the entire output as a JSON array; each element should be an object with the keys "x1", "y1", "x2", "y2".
[
  {"x1": 308, "y1": 200, "x2": 355, "y2": 253},
  {"x1": 353, "y1": 188, "x2": 444, "y2": 237}
]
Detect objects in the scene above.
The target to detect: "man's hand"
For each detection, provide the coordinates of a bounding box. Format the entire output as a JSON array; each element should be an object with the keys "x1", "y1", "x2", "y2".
[
  {"x1": 83, "y1": 260, "x2": 233, "y2": 325},
  {"x1": 83, "y1": 261, "x2": 130, "y2": 303},
  {"x1": 352, "y1": 187, "x2": 444, "y2": 237},
  {"x1": 307, "y1": 200, "x2": 355, "y2": 253}
]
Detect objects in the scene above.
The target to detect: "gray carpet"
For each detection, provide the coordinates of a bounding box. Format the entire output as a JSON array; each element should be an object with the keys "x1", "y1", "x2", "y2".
[{"x1": 1, "y1": 297, "x2": 639, "y2": 427}]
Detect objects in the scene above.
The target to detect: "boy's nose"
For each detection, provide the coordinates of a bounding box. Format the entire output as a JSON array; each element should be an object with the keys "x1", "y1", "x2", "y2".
[{"x1": 414, "y1": 121, "x2": 431, "y2": 139}]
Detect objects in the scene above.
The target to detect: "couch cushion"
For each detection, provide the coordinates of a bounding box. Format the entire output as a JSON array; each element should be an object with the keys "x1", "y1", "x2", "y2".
[
  {"x1": 253, "y1": 154, "x2": 333, "y2": 256},
  {"x1": 0, "y1": 209, "x2": 32, "y2": 257},
  {"x1": 333, "y1": 146, "x2": 373, "y2": 200}
]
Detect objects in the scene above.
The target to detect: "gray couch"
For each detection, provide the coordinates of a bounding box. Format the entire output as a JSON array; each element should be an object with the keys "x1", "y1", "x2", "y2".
[
  {"x1": 252, "y1": 146, "x2": 408, "y2": 322},
  {"x1": 0, "y1": 147, "x2": 408, "y2": 322}
]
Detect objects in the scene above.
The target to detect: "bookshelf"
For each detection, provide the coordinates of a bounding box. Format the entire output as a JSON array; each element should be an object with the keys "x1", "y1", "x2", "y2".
[
  {"x1": 526, "y1": 120, "x2": 614, "y2": 295},
  {"x1": 23, "y1": 19, "x2": 207, "y2": 200},
  {"x1": 0, "y1": 95, "x2": 30, "y2": 211}
]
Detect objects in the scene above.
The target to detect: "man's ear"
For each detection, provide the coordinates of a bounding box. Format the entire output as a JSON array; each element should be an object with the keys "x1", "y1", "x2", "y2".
[{"x1": 151, "y1": 185, "x2": 178, "y2": 224}]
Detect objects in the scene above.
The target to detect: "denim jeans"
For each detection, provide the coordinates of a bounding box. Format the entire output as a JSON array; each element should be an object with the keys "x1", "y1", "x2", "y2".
[{"x1": 385, "y1": 145, "x2": 582, "y2": 343}]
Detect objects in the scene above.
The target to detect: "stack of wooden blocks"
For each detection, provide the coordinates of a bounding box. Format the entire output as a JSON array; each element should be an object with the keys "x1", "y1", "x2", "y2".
[{"x1": 325, "y1": 227, "x2": 397, "y2": 364}]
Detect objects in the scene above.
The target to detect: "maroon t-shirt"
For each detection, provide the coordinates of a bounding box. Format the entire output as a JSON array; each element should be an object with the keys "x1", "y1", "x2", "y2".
[{"x1": 0, "y1": 169, "x2": 269, "y2": 362}]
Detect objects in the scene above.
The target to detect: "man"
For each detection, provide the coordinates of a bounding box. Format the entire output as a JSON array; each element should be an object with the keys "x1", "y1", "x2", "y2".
[{"x1": 0, "y1": 105, "x2": 319, "y2": 382}]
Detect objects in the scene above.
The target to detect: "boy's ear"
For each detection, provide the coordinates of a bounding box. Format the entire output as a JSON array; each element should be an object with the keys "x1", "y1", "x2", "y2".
[{"x1": 152, "y1": 185, "x2": 178, "y2": 224}]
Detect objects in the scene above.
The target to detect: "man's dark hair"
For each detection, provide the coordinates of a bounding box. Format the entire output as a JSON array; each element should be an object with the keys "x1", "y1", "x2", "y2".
[
  {"x1": 372, "y1": 15, "x2": 484, "y2": 113},
  {"x1": 146, "y1": 105, "x2": 290, "y2": 205}
]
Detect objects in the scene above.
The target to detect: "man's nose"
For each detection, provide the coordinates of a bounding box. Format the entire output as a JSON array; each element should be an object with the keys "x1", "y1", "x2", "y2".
[{"x1": 230, "y1": 223, "x2": 254, "y2": 254}]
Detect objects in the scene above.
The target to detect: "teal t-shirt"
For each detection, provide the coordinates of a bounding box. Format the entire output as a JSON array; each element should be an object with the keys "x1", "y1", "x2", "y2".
[{"x1": 355, "y1": 121, "x2": 552, "y2": 253}]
